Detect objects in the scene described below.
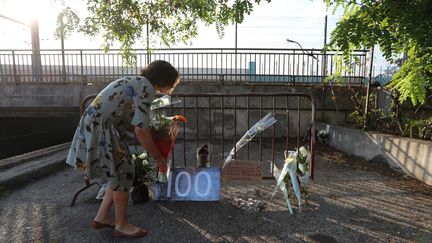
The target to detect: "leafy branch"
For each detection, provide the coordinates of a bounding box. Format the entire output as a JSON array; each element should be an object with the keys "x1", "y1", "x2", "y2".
[
  {"x1": 324, "y1": 0, "x2": 432, "y2": 105},
  {"x1": 56, "y1": 0, "x2": 271, "y2": 65}
]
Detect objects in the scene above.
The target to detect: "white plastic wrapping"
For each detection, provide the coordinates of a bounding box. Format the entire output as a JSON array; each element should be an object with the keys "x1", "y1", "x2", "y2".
[
  {"x1": 271, "y1": 149, "x2": 308, "y2": 213},
  {"x1": 271, "y1": 162, "x2": 293, "y2": 214},
  {"x1": 222, "y1": 112, "x2": 277, "y2": 168},
  {"x1": 151, "y1": 95, "x2": 181, "y2": 110}
]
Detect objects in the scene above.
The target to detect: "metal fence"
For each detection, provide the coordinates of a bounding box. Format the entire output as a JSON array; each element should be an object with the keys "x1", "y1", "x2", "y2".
[
  {"x1": 71, "y1": 91, "x2": 316, "y2": 206},
  {"x1": 79, "y1": 92, "x2": 316, "y2": 177},
  {"x1": 0, "y1": 48, "x2": 368, "y2": 85}
]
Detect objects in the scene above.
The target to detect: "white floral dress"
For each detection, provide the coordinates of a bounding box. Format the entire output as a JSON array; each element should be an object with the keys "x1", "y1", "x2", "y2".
[{"x1": 66, "y1": 76, "x2": 155, "y2": 191}]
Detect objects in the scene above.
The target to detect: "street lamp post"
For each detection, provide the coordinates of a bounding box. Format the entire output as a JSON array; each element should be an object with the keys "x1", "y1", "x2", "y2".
[{"x1": 286, "y1": 39, "x2": 318, "y2": 60}]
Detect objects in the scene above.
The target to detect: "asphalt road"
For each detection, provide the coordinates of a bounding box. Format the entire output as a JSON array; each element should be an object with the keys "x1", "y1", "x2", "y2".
[{"x1": 1, "y1": 144, "x2": 432, "y2": 243}]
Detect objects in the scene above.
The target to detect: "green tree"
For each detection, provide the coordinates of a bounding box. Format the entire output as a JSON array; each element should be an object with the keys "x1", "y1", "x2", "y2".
[
  {"x1": 57, "y1": 0, "x2": 271, "y2": 64},
  {"x1": 324, "y1": 0, "x2": 432, "y2": 105}
]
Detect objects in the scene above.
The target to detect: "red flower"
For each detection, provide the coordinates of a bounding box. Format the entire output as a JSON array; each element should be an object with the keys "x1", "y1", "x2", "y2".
[
  {"x1": 173, "y1": 115, "x2": 187, "y2": 123},
  {"x1": 151, "y1": 114, "x2": 187, "y2": 176}
]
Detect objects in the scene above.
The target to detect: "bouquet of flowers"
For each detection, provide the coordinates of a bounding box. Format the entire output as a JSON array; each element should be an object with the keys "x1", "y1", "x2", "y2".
[
  {"x1": 130, "y1": 152, "x2": 156, "y2": 203},
  {"x1": 132, "y1": 152, "x2": 155, "y2": 183},
  {"x1": 130, "y1": 115, "x2": 186, "y2": 203},
  {"x1": 295, "y1": 146, "x2": 311, "y2": 186},
  {"x1": 317, "y1": 129, "x2": 329, "y2": 143},
  {"x1": 150, "y1": 114, "x2": 187, "y2": 182},
  {"x1": 271, "y1": 146, "x2": 311, "y2": 214}
]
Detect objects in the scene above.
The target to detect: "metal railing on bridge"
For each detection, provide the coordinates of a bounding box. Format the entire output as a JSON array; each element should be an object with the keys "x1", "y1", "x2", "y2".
[{"x1": 0, "y1": 48, "x2": 368, "y2": 85}]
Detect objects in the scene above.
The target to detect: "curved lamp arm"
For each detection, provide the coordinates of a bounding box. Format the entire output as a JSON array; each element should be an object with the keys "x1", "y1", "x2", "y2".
[{"x1": 286, "y1": 39, "x2": 318, "y2": 60}]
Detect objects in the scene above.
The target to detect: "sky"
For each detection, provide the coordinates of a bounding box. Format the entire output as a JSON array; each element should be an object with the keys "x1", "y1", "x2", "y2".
[
  {"x1": 0, "y1": 0, "x2": 388, "y2": 71},
  {"x1": 0, "y1": 0, "x2": 337, "y2": 49}
]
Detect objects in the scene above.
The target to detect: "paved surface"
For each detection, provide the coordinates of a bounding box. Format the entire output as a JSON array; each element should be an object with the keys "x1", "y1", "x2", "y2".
[
  {"x1": 0, "y1": 143, "x2": 432, "y2": 243},
  {"x1": 0, "y1": 143, "x2": 69, "y2": 189}
]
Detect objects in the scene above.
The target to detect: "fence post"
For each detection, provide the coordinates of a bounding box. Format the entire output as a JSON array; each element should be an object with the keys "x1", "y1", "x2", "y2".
[
  {"x1": 219, "y1": 49, "x2": 224, "y2": 85},
  {"x1": 60, "y1": 18, "x2": 66, "y2": 82},
  {"x1": 12, "y1": 50, "x2": 18, "y2": 82},
  {"x1": 80, "y1": 50, "x2": 85, "y2": 83},
  {"x1": 62, "y1": 50, "x2": 67, "y2": 82},
  {"x1": 0, "y1": 52, "x2": 2, "y2": 82}
]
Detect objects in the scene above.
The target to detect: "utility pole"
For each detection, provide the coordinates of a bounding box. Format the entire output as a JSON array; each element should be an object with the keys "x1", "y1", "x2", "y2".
[
  {"x1": 235, "y1": 21, "x2": 238, "y2": 77},
  {"x1": 0, "y1": 14, "x2": 42, "y2": 81},
  {"x1": 235, "y1": 22, "x2": 238, "y2": 51},
  {"x1": 29, "y1": 17, "x2": 42, "y2": 81},
  {"x1": 321, "y1": 15, "x2": 328, "y2": 121},
  {"x1": 322, "y1": 15, "x2": 328, "y2": 79},
  {"x1": 364, "y1": 46, "x2": 375, "y2": 129},
  {"x1": 146, "y1": 17, "x2": 150, "y2": 65},
  {"x1": 60, "y1": 16, "x2": 66, "y2": 82},
  {"x1": 234, "y1": 0, "x2": 239, "y2": 78}
]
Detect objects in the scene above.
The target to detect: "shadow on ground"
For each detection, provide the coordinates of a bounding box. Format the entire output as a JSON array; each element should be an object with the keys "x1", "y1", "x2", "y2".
[{"x1": 0, "y1": 143, "x2": 431, "y2": 243}]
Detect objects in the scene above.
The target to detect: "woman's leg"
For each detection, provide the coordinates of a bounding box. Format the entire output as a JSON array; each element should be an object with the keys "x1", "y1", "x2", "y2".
[
  {"x1": 109, "y1": 143, "x2": 146, "y2": 235},
  {"x1": 93, "y1": 186, "x2": 115, "y2": 225},
  {"x1": 112, "y1": 190, "x2": 145, "y2": 234}
]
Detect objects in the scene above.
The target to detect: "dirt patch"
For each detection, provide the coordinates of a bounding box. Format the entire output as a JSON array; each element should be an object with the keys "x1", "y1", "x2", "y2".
[{"x1": 316, "y1": 143, "x2": 432, "y2": 195}]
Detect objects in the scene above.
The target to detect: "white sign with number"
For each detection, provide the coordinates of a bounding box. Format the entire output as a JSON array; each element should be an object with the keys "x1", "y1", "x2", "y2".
[{"x1": 154, "y1": 167, "x2": 220, "y2": 201}]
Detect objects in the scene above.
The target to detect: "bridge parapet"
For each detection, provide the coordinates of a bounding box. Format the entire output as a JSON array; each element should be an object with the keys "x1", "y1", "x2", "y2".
[{"x1": 0, "y1": 48, "x2": 368, "y2": 85}]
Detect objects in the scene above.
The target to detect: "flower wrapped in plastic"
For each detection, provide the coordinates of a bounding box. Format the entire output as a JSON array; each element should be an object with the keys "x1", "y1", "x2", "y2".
[
  {"x1": 297, "y1": 146, "x2": 311, "y2": 186},
  {"x1": 128, "y1": 113, "x2": 186, "y2": 202},
  {"x1": 150, "y1": 114, "x2": 187, "y2": 182},
  {"x1": 223, "y1": 112, "x2": 277, "y2": 168},
  {"x1": 150, "y1": 95, "x2": 182, "y2": 110},
  {"x1": 271, "y1": 146, "x2": 311, "y2": 214},
  {"x1": 317, "y1": 129, "x2": 329, "y2": 143}
]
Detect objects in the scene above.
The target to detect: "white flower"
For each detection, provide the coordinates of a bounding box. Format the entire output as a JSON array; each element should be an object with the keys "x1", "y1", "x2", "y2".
[
  {"x1": 318, "y1": 130, "x2": 329, "y2": 138},
  {"x1": 132, "y1": 154, "x2": 137, "y2": 160},
  {"x1": 142, "y1": 159, "x2": 149, "y2": 166},
  {"x1": 299, "y1": 146, "x2": 308, "y2": 157},
  {"x1": 139, "y1": 152, "x2": 148, "y2": 159}
]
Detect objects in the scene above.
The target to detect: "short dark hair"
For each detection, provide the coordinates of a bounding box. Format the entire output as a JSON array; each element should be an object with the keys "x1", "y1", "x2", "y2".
[{"x1": 140, "y1": 60, "x2": 179, "y2": 88}]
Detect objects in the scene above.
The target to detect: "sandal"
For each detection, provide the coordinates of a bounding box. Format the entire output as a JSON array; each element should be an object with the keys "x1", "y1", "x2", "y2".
[
  {"x1": 91, "y1": 220, "x2": 115, "y2": 230},
  {"x1": 113, "y1": 228, "x2": 148, "y2": 238}
]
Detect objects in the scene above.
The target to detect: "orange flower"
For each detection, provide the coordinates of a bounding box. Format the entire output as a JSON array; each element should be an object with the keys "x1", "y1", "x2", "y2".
[{"x1": 173, "y1": 115, "x2": 187, "y2": 123}]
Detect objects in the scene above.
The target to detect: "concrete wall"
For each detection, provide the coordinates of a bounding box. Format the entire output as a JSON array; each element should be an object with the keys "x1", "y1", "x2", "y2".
[
  {"x1": 0, "y1": 116, "x2": 78, "y2": 159},
  {"x1": 0, "y1": 82, "x2": 323, "y2": 157},
  {"x1": 0, "y1": 83, "x2": 102, "y2": 108},
  {"x1": 317, "y1": 122, "x2": 432, "y2": 186},
  {"x1": 0, "y1": 82, "x2": 358, "y2": 121},
  {"x1": 0, "y1": 81, "x2": 360, "y2": 158}
]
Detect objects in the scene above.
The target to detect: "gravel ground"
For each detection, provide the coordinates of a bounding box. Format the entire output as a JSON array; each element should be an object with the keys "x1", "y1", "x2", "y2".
[{"x1": 0, "y1": 143, "x2": 431, "y2": 243}]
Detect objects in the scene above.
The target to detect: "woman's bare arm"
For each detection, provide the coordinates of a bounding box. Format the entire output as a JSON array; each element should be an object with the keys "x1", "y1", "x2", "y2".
[{"x1": 134, "y1": 126, "x2": 167, "y2": 167}]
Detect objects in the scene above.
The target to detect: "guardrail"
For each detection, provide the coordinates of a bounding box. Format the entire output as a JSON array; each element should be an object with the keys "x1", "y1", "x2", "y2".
[{"x1": 0, "y1": 48, "x2": 368, "y2": 85}]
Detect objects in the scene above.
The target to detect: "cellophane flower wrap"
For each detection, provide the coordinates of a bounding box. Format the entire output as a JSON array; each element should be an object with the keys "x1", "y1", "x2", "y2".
[
  {"x1": 150, "y1": 114, "x2": 186, "y2": 181},
  {"x1": 223, "y1": 112, "x2": 277, "y2": 168},
  {"x1": 271, "y1": 146, "x2": 311, "y2": 214}
]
